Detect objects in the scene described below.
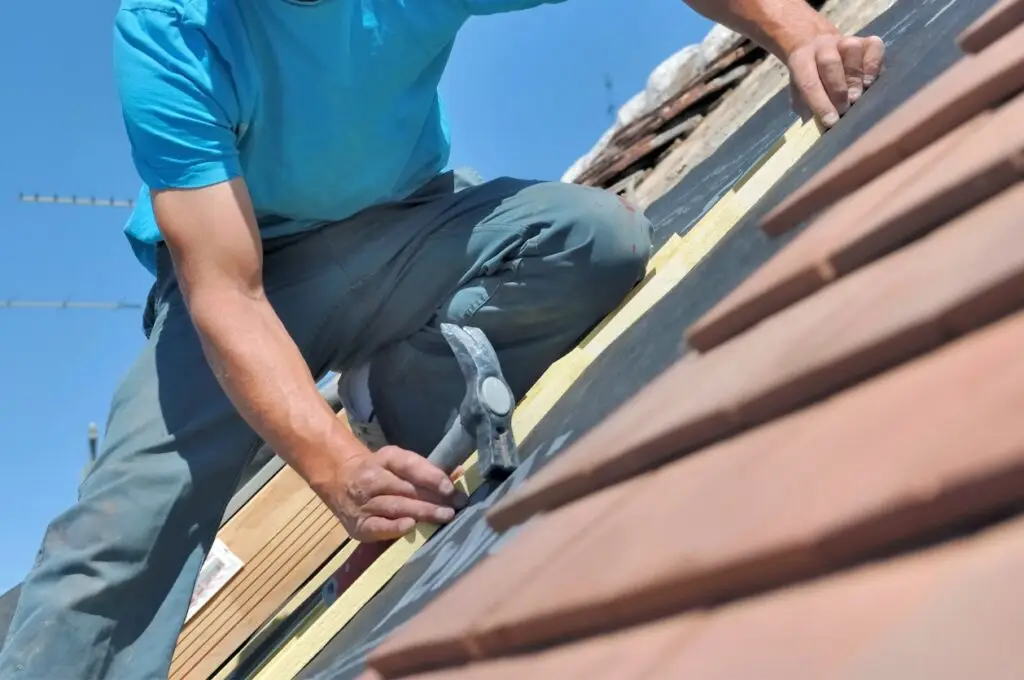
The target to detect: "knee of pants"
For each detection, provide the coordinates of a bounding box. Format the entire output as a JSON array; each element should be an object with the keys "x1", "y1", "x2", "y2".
[{"x1": 537, "y1": 182, "x2": 653, "y2": 309}]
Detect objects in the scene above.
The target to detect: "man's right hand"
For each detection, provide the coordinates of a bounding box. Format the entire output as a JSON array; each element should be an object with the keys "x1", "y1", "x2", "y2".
[
  {"x1": 152, "y1": 178, "x2": 464, "y2": 543},
  {"x1": 316, "y1": 444, "x2": 468, "y2": 542}
]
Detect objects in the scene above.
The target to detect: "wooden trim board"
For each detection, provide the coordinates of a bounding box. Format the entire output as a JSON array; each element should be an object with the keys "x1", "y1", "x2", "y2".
[
  {"x1": 244, "y1": 117, "x2": 825, "y2": 680},
  {"x1": 211, "y1": 540, "x2": 362, "y2": 680},
  {"x1": 220, "y1": 455, "x2": 286, "y2": 526},
  {"x1": 170, "y1": 462, "x2": 349, "y2": 679}
]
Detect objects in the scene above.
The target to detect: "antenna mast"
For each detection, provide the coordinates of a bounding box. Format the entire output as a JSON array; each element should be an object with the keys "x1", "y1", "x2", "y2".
[{"x1": 10, "y1": 191, "x2": 143, "y2": 311}]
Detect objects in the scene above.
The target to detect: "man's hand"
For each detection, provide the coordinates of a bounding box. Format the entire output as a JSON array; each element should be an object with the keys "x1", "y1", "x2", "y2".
[
  {"x1": 681, "y1": 0, "x2": 886, "y2": 129},
  {"x1": 153, "y1": 179, "x2": 462, "y2": 542},
  {"x1": 786, "y1": 33, "x2": 885, "y2": 128},
  {"x1": 315, "y1": 445, "x2": 468, "y2": 542}
]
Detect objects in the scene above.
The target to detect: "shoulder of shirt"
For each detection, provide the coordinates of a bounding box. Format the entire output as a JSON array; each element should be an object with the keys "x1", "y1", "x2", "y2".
[{"x1": 117, "y1": 0, "x2": 215, "y2": 26}]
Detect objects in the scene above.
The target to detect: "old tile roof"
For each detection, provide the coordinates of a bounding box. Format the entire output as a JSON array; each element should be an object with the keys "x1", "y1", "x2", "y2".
[
  {"x1": 345, "y1": 3, "x2": 1024, "y2": 678},
  {"x1": 567, "y1": 0, "x2": 902, "y2": 209}
]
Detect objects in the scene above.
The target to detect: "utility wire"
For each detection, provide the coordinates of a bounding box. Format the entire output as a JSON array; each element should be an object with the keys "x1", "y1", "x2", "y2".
[
  {"x1": 18, "y1": 192, "x2": 135, "y2": 209},
  {"x1": 0, "y1": 299, "x2": 143, "y2": 310}
]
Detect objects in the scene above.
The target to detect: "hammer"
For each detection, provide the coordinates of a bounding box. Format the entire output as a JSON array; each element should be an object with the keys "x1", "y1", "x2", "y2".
[{"x1": 426, "y1": 323, "x2": 519, "y2": 481}]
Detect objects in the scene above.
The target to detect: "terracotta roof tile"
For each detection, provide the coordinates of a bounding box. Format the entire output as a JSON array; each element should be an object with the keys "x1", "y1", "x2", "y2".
[
  {"x1": 685, "y1": 110, "x2": 986, "y2": 352},
  {"x1": 366, "y1": 482, "x2": 633, "y2": 676},
  {"x1": 758, "y1": 23, "x2": 1024, "y2": 236},
  {"x1": 399, "y1": 515, "x2": 1024, "y2": 680},
  {"x1": 958, "y1": 0, "x2": 1024, "y2": 53},
  {"x1": 468, "y1": 310, "x2": 1024, "y2": 658},
  {"x1": 689, "y1": 85, "x2": 1024, "y2": 351},
  {"x1": 389, "y1": 615, "x2": 701, "y2": 680},
  {"x1": 651, "y1": 514, "x2": 1024, "y2": 680},
  {"x1": 490, "y1": 180, "x2": 1024, "y2": 530}
]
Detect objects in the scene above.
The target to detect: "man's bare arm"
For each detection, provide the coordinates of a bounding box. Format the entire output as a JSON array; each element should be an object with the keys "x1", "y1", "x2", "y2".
[
  {"x1": 683, "y1": 0, "x2": 885, "y2": 126},
  {"x1": 153, "y1": 179, "x2": 462, "y2": 540}
]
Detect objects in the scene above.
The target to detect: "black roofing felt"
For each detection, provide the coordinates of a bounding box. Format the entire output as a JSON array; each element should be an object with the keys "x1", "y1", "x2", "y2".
[{"x1": 298, "y1": 0, "x2": 997, "y2": 677}]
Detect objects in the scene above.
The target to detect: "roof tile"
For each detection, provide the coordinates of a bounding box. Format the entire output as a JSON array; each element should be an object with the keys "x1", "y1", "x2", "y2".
[
  {"x1": 473, "y1": 309, "x2": 1024, "y2": 656},
  {"x1": 390, "y1": 615, "x2": 702, "y2": 680},
  {"x1": 651, "y1": 514, "x2": 1024, "y2": 679},
  {"x1": 759, "y1": 22, "x2": 1024, "y2": 236},
  {"x1": 367, "y1": 481, "x2": 634, "y2": 677},
  {"x1": 958, "y1": 0, "x2": 1024, "y2": 53},
  {"x1": 685, "y1": 110, "x2": 985, "y2": 352},
  {"x1": 490, "y1": 181, "x2": 1024, "y2": 529}
]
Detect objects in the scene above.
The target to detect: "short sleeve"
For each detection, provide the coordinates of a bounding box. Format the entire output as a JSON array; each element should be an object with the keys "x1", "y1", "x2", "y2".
[
  {"x1": 113, "y1": 8, "x2": 242, "y2": 190},
  {"x1": 463, "y1": 0, "x2": 568, "y2": 16}
]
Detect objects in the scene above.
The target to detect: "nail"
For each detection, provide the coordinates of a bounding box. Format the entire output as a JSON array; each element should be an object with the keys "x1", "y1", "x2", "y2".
[
  {"x1": 863, "y1": 75, "x2": 875, "y2": 87},
  {"x1": 439, "y1": 478, "x2": 455, "y2": 495},
  {"x1": 849, "y1": 87, "x2": 862, "y2": 103},
  {"x1": 822, "y1": 112, "x2": 840, "y2": 127},
  {"x1": 435, "y1": 507, "x2": 455, "y2": 523},
  {"x1": 398, "y1": 518, "x2": 416, "y2": 533}
]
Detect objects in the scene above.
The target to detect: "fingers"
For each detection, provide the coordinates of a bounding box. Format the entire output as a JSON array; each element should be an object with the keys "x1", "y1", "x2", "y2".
[
  {"x1": 380, "y1": 446, "x2": 458, "y2": 498},
  {"x1": 356, "y1": 456, "x2": 465, "y2": 509},
  {"x1": 838, "y1": 37, "x2": 865, "y2": 104},
  {"x1": 816, "y1": 40, "x2": 850, "y2": 119},
  {"x1": 789, "y1": 47, "x2": 839, "y2": 128},
  {"x1": 790, "y1": 35, "x2": 886, "y2": 129},
  {"x1": 356, "y1": 516, "x2": 417, "y2": 542},
  {"x1": 862, "y1": 35, "x2": 885, "y2": 87},
  {"x1": 364, "y1": 494, "x2": 456, "y2": 525}
]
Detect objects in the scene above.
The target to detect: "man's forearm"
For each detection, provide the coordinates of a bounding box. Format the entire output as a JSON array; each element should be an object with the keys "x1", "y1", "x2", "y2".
[
  {"x1": 187, "y1": 285, "x2": 362, "y2": 488},
  {"x1": 683, "y1": 0, "x2": 836, "y2": 60}
]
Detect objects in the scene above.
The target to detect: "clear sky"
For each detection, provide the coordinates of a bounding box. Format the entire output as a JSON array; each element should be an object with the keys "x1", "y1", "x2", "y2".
[{"x1": 0, "y1": 0, "x2": 711, "y2": 594}]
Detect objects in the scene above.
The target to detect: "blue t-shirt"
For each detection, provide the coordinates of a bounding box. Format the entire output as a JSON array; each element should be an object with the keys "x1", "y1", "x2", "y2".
[{"x1": 113, "y1": 0, "x2": 565, "y2": 274}]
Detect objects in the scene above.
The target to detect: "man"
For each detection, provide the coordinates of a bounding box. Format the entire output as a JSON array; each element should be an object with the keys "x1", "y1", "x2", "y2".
[{"x1": 0, "y1": 0, "x2": 883, "y2": 677}]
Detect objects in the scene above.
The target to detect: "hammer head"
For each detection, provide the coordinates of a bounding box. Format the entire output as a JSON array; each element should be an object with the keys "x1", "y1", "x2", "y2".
[{"x1": 440, "y1": 323, "x2": 519, "y2": 480}]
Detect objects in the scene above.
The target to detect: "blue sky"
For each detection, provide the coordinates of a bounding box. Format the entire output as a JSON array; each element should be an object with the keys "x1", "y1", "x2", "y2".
[{"x1": 0, "y1": 0, "x2": 711, "y2": 594}]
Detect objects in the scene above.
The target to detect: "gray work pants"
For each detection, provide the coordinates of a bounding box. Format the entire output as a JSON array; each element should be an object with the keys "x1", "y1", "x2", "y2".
[{"x1": 0, "y1": 173, "x2": 651, "y2": 679}]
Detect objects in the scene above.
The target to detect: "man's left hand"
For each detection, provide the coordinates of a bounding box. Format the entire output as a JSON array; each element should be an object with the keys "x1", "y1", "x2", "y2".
[{"x1": 786, "y1": 33, "x2": 886, "y2": 128}]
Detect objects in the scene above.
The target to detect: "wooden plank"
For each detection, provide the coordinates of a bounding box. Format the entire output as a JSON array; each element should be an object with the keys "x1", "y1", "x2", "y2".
[
  {"x1": 212, "y1": 541, "x2": 361, "y2": 680},
  {"x1": 172, "y1": 502, "x2": 344, "y2": 679},
  {"x1": 221, "y1": 455, "x2": 286, "y2": 526},
  {"x1": 488, "y1": 180, "x2": 1024, "y2": 531}
]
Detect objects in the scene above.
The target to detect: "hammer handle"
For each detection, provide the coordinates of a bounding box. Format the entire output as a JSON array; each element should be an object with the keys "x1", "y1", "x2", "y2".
[{"x1": 426, "y1": 416, "x2": 475, "y2": 476}]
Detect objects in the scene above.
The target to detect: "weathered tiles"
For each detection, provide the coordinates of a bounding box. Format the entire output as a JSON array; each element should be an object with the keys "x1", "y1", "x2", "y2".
[
  {"x1": 367, "y1": 481, "x2": 634, "y2": 677},
  {"x1": 758, "y1": 21, "x2": 1024, "y2": 236},
  {"x1": 400, "y1": 514, "x2": 1024, "y2": 680},
  {"x1": 688, "y1": 87, "x2": 1024, "y2": 352},
  {"x1": 488, "y1": 183, "x2": 1024, "y2": 531},
  {"x1": 958, "y1": 0, "x2": 1024, "y2": 53},
  {"x1": 473, "y1": 308, "x2": 1024, "y2": 657}
]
